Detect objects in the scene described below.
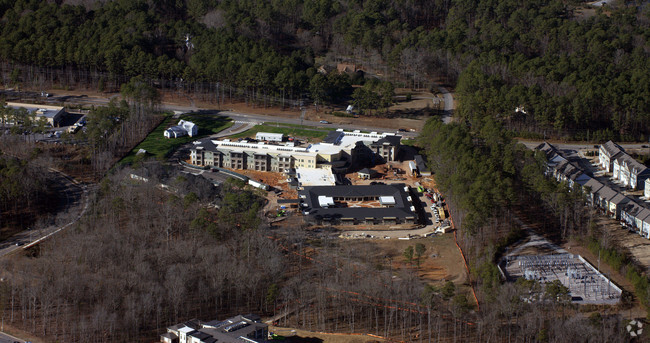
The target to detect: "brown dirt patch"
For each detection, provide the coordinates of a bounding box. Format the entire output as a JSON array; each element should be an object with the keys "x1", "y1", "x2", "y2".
[
  {"x1": 370, "y1": 235, "x2": 467, "y2": 285},
  {"x1": 234, "y1": 169, "x2": 298, "y2": 199}
]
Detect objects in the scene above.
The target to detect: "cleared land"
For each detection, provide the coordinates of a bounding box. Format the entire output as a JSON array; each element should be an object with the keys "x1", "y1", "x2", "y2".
[
  {"x1": 227, "y1": 124, "x2": 328, "y2": 141},
  {"x1": 121, "y1": 113, "x2": 232, "y2": 164}
]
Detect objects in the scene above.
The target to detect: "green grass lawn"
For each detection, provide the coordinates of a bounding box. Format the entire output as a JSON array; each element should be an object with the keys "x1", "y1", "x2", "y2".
[
  {"x1": 228, "y1": 124, "x2": 329, "y2": 140},
  {"x1": 120, "y1": 113, "x2": 233, "y2": 164},
  {"x1": 262, "y1": 121, "x2": 331, "y2": 130}
]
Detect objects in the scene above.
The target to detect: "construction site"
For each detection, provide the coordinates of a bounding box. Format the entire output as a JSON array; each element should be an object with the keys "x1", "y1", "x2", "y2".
[{"x1": 500, "y1": 253, "x2": 622, "y2": 304}]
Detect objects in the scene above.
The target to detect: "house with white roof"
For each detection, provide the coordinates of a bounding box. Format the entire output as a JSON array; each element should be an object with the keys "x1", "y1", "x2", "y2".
[{"x1": 164, "y1": 120, "x2": 198, "y2": 138}]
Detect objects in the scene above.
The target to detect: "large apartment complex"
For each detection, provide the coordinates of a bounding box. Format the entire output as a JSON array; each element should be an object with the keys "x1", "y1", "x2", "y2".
[{"x1": 190, "y1": 129, "x2": 401, "y2": 173}]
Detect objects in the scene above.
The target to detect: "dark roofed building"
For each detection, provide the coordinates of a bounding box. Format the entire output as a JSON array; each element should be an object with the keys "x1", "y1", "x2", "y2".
[
  {"x1": 414, "y1": 155, "x2": 431, "y2": 176},
  {"x1": 299, "y1": 184, "x2": 417, "y2": 225},
  {"x1": 163, "y1": 314, "x2": 267, "y2": 343}
]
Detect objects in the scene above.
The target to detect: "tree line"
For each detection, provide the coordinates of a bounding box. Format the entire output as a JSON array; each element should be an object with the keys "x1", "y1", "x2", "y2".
[{"x1": 2, "y1": 1, "x2": 647, "y2": 139}]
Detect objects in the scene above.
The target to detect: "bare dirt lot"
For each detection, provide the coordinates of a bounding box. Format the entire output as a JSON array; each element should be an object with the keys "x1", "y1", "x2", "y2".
[{"x1": 350, "y1": 235, "x2": 467, "y2": 286}]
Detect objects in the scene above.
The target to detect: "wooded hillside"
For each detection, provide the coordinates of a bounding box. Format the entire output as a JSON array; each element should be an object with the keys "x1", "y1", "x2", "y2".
[{"x1": 0, "y1": 0, "x2": 647, "y2": 139}]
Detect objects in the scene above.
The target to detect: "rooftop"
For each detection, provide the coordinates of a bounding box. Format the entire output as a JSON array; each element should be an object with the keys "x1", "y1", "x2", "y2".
[
  {"x1": 6, "y1": 102, "x2": 64, "y2": 119},
  {"x1": 295, "y1": 167, "x2": 336, "y2": 186},
  {"x1": 300, "y1": 184, "x2": 417, "y2": 220}
]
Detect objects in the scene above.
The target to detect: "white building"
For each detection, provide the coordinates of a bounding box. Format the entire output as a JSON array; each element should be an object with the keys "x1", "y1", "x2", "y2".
[
  {"x1": 599, "y1": 141, "x2": 623, "y2": 173},
  {"x1": 255, "y1": 132, "x2": 284, "y2": 142},
  {"x1": 190, "y1": 129, "x2": 401, "y2": 172},
  {"x1": 164, "y1": 120, "x2": 198, "y2": 138}
]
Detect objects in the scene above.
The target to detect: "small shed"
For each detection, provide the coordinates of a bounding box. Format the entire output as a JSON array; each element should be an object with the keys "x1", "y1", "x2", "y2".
[{"x1": 357, "y1": 168, "x2": 377, "y2": 179}]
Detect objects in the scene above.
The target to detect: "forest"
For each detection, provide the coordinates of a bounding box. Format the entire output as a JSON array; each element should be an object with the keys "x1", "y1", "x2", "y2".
[
  {"x1": 0, "y1": 0, "x2": 648, "y2": 139},
  {"x1": 0, "y1": 0, "x2": 649, "y2": 342},
  {"x1": 0, "y1": 159, "x2": 632, "y2": 342}
]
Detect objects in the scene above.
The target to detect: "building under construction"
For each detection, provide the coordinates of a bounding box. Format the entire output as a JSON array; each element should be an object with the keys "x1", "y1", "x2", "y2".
[{"x1": 500, "y1": 254, "x2": 622, "y2": 304}]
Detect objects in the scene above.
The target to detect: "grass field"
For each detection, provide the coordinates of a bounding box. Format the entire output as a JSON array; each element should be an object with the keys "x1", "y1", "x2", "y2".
[
  {"x1": 120, "y1": 113, "x2": 233, "y2": 164},
  {"x1": 229, "y1": 124, "x2": 329, "y2": 140}
]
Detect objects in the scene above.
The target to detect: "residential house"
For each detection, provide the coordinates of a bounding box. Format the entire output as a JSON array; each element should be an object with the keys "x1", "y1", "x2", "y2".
[
  {"x1": 594, "y1": 186, "x2": 617, "y2": 211},
  {"x1": 164, "y1": 120, "x2": 198, "y2": 138},
  {"x1": 582, "y1": 178, "x2": 604, "y2": 206},
  {"x1": 608, "y1": 193, "x2": 631, "y2": 220},
  {"x1": 621, "y1": 202, "x2": 644, "y2": 232},
  {"x1": 640, "y1": 209, "x2": 650, "y2": 239},
  {"x1": 612, "y1": 154, "x2": 650, "y2": 190},
  {"x1": 599, "y1": 141, "x2": 623, "y2": 173}
]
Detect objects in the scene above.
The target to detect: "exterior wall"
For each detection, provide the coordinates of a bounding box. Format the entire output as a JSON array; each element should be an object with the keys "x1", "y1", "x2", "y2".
[
  {"x1": 646, "y1": 179, "x2": 650, "y2": 199},
  {"x1": 599, "y1": 147, "x2": 610, "y2": 171},
  {"x1": 643, "y1": 220, "x2": 650, "y2": 239},
  {"x1": 612, "y1": 159, "x2": 621, "y2": 180},
  {"x1": 620, "y1": 164, "x2": 631, "y2": 187},
  {"x1": 229, "y1": 152, "x2": 246, "y2": 169},
  {"x1": 294, "y1": 154, "x2": 316, "y2": 168},
  {"x1": 608, "y1": 201, "x2": 617, "y2": 217}
]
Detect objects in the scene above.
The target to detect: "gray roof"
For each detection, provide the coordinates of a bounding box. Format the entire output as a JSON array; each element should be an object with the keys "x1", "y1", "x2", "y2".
[
  {"x1": 638, "y1": 208, "x2": 650, "y2": 223},
  {"x1": 600, "y1": 141, "x2": 623, "y2": 158},
  {"x1": 595, "y1": 186, "x2": 618, "y2": 201},
  {"x1": 536, "y1": 142, "x2": 562, "y2": 159},
  {"x1": 615, "y1": 153, "x2": 649, "y2": 176},
  {"x1": 610, "y1": 193, "x2": 631, "y2": 206},
  {"x1": 300, "y1": 184, "x2": 416, "y2": 220},
  {"x1": 583, "y1": 178, "x2": 604, "y2": 194},
  {"x1": 622, "y1": 202, "x2": 645, "y2": 217},
  {"x1": 414, "y1": 155, "x2": 429, "y2": 172}
]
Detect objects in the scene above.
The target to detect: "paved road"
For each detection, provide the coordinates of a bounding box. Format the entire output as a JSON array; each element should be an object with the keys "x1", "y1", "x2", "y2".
[
  {"x1": 437, "y1": 85, "x2": 454, "y2": 124},
  {"x1": 0, "y1": 331, "x2": 25, "y2": 343},
  {"x1": 0, "y1": 170, "x2": 89, "y2": 259},
  {"x1": 20, "y1": 91, "x2": 420, "y2": 138}
]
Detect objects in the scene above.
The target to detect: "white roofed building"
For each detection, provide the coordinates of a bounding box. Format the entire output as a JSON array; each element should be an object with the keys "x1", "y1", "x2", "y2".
[
  {"x1": 164, "y1": 120, "x2": 198, "y2": 138},
  {"x1": 189, "y1": 129, "x2": 402, "y2": 173},
  {"x1": 256, "y1": 132, "x2": 284, "y2": 142}
]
